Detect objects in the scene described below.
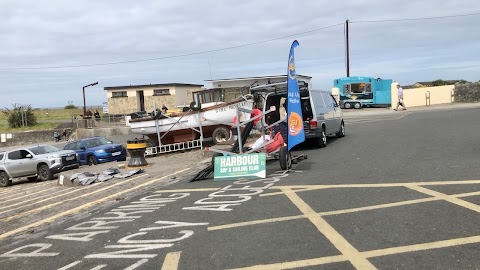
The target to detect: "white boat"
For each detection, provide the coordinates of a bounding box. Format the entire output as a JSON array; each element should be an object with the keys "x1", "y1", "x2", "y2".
[{"x1": 129, "y1": 97, "x2": 254, "y2": 145}]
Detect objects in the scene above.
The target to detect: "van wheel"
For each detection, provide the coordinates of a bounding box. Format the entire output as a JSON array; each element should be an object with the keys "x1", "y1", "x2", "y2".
[
  {"x1": 38, "y1": 164, "x2": 53, "y2": 181},
  {"x1": 279, "y1": 146, "x2": 292, "y2": 170},
  {"x1": 344, "y1": 102, "x2": 352, "y2": 109},
  {"x1": 0, "y1": 172, "x2": 12, "y2": 187},
  {"x1": 336, "y1": 121, "x2": 345, "y2": 138},
  {"x1": 315, "y1": 126, "x2": 327, "y2": 148}
]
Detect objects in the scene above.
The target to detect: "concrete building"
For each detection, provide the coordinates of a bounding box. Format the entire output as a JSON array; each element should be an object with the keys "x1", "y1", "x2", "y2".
[
  {"x1": 104, "y1": 83, "x2": 203, "y2": 114},
  {"x1": 199, "y1": 75, "x2": 312, "y2": 103}
]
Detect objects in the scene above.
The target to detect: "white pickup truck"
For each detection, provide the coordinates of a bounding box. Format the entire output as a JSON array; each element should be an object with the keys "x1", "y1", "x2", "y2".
[{"x1": 0, "y1": 145, "x2": 79, "y2": 187}]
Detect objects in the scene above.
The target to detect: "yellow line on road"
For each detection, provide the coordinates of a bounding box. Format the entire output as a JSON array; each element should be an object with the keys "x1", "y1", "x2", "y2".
[
  {"x1": 407, "y1": 185, "x2": 480, "y2": 213},
  {"x1": 160, "y1": 251, "x2": 182, "y2": 270},
  {"x1": 0, "y1": 187, "x2": 74, "y2": 213},
  {"x1": 209, "y1": 197, "x2": 439, "y2": 232},
  {"x1": 154, "y1": 188, "x2": 220, "y2": 193},
  {"x1": 0, "y1": 168, "x2": 190, "y2": 240},
  {"x1": 281, "y1": 188, "x2": 377, "y2": 270},
  {"x1": 0, "y1": 181, "x2": 51, "y2": 195},
  {"x1": 262, "y1": 179, "x2": 480, "y2": 196},
  {"x1": 0, "y1": 174, "x2": 145, "y2": 222},
  {"x1": 2, "y1": 186, "x2": 58, "y2": 203},
  {"x1": 230, "y1": 235, "x2": 480, "y2": 269}
]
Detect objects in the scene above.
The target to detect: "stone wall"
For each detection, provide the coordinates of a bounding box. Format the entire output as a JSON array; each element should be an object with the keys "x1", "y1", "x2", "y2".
[
  {"x1": 107, "y1": 97, "x2": 137, "y2": 114},
  {"x1": 454, "y1": 82, "x2": 480, "y2": 103},
  {"x1": 0, "y1": 129, "x2": 65, "y2": 148},
  {"x1": 144, "y1": 95, "x2": 176, "y2": 113}
]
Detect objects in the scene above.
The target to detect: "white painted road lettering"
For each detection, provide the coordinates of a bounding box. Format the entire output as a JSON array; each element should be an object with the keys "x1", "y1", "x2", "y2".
[{"x1": 0, "y1": 243, "x2": 59, "y2": 257}]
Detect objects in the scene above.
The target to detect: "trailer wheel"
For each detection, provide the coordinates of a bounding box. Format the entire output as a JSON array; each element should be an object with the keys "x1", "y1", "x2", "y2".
[
  {"x1": 343, "y1": 102, "x2": 352, "y2": 109},
  {"x1": 353, "y1": 102, "x2": 362, "y2": 109},
  {"x1": 279, "y1": 146, "x2": 292, "y2": 170},
  {"x1": 212, "y1": 127, "x2": 230, "y2": 145}
]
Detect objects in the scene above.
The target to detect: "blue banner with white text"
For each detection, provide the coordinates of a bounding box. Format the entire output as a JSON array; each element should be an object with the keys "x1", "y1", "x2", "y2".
[{"x1": 286, "y1": 40, "x2": 305, "y2": 151}]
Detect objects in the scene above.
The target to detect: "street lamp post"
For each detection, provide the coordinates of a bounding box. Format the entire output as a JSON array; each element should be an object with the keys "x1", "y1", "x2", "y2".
[{"x1": 82, "y1": 82, "x2": 99, "y2": 117}]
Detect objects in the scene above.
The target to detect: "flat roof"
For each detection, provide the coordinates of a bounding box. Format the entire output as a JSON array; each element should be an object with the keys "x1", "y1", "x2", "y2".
[
  {"x1": 104, "y1": 83, "x2": 203, "y2": 90},
  {"x1": 205, "y1": 74, "x2": 312, "y2": 83}
]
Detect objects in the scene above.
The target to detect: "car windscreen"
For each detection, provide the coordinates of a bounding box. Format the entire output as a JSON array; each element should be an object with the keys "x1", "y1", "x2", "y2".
[
  {"x1": 83, "y1": 138, "x2": 112, "y2": 148},
  {"x1": 28, "y1": 145, "x2": 60, "y2": 155}
]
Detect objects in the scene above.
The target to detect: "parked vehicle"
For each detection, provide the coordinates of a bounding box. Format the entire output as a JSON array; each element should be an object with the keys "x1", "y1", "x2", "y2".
[
  {"x1": 64, "y1": 137, "x2": 127, "y2": 166},
  {"x1": 334, "y1": 76, "x2": 392, "y2": 109},
  {"x1": 250, "y1": 81, "x2": 345, "y2": 148},
  {"x1": 0, "y1": 145, "x2": 79, "y2": 187}
]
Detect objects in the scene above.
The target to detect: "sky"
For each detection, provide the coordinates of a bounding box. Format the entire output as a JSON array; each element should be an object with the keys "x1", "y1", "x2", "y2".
[{"x1": 1, "y1": 0, "x2": 479, "y2": 109}]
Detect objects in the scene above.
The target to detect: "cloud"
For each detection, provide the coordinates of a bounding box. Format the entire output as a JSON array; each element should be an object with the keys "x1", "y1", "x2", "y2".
[{"x1": 0, "y1": 0, "x2": 479, "y2": 108}]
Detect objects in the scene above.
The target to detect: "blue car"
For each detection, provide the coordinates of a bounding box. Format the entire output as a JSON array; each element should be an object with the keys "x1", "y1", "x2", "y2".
[{"x1": 64, "y1": 137, "x2": 127, "y2": 166}]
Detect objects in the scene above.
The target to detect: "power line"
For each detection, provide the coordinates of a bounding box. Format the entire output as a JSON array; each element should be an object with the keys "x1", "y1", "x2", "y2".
[
  {"x1": 0, "y1": 23, "x2": 344, "y2": 71},
  {"x1": 350, "y1": 11, "x2": 480, "y2": 23}
]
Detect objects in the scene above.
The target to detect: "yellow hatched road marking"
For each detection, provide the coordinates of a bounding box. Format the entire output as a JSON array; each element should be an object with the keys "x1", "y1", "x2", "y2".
[
  {"x1": 262, "y1": 179, "x2": 480, "y2": 197},
  {"x1": 211, "y1": 190, "x2": 479, "y2": 232},
  {"x1": 281, "y1": 187, "x2": 377, "y2": 270},
  {"x1": 407, "y1": 185, "x2": 480, "y2": 213},
  {"x1": 0, "y1": 181, "x2": 51, "y2": 195},
  {"x1": 0, "y1": 168, "x2": 190, "y2": 240},
  {"x1": 154, "y1": 188, "x2": 220, "y2": 193},
  {"x1": 160, "y1": 251, "x2": 182, "y2": 270},
  {"x1": 230, "y1": 235, "x2": 480, "y2": 269},
  {"x1": 0, "y1": 187, "x2": 75, "y2": 213},
  {"x1": 2, "y1": 186, "x2": 58, "y2": 202}
]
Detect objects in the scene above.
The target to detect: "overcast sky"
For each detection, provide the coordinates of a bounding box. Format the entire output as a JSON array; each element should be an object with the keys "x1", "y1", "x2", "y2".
[{"x1": 1, "y1": 0, "x2": 479, "y2": 109}]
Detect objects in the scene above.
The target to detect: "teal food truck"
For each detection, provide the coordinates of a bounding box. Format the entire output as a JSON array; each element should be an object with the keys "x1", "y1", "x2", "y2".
[{"x1": 334, "y1": 76, "x2": 392, "y2": 109}]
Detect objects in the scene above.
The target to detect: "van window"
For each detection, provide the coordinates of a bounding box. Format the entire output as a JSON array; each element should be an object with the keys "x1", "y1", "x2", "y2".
[
  {"x1": 322, "y1": 93, "x2": 334, "y2": 107},
  {"x1": 311, "y1": 92, "x2": 326, "y2": 108}
]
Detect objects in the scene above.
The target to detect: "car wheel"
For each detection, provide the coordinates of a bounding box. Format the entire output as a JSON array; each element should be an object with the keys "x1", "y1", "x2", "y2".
[
  {"x1": 212, "y1": 127, "x2": 230, "y2": 145},
  {"x1": 279, "y1": 146, "x2": 292, "y2": 170},
  {"x1": 37, "y1": 164, "x2": 53, "y2": 181},
  {"x1": 87, "y1": 155, "x2": 98, "y2": 166},
  {"x1": 336, "y1": 121, "x2": 345, "y2": 138},
  {"x1": 27, "y1": 176, "x2": 38, "y2": 182},
  {"x1": 0, "y1": 171, "x2": 12, "y2": 187},
  {"x1": 315, "y1": 126, "x2": 327, "y2": 148}
]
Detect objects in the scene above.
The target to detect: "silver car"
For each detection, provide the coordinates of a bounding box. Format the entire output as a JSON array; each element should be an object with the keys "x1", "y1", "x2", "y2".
[{"x1": 0, "y1": 145, "x2": 79, "y2": 187}]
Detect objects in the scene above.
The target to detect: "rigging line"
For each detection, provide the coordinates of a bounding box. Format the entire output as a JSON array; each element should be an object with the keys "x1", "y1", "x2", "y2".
[
  {"x1": 350, "y1": 11, "x2": 480, "y2": 23},
  {"x1": 1, "y1": 23, "x2": 344, "y2": 71}
]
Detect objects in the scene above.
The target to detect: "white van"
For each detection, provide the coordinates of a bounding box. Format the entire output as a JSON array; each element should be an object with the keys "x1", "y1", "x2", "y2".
[{"x1": 251, "y1": 82, "x2": 345, "y2": 148}]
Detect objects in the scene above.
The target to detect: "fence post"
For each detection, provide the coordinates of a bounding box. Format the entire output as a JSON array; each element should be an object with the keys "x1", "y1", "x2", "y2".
[{"x1": 425, "y1": 91, "x2": 431, "y2": 106}]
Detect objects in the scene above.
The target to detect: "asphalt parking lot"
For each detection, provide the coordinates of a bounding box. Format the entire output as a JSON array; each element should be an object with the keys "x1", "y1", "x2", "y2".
[{"x1": 0, "y1": 105, "x2": 479, "y2": 269}]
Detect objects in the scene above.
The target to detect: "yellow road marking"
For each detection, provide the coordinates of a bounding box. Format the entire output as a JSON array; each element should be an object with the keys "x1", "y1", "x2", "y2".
[
  {"x1": 2, "y1": 187, "x2": 58, "y2": 203},
  {"x1": 281, "y1": 187, "x2": 377, "y2": 270},
  {"x1": 230, "y1": 235, "x2": 480, "y2": 269},
  {"x1": 262, "y1": 179, "x2": 480, "y2": 197},
  {"x1": 0, "y1": 174, "x2": 149, "y2": 222},
  {"x1": 229, "y1": 255, "x2": 347, "y2": 270},
  {"x1": 0, "y1": 180, "x2": 51, "y2": 194},
  {"x1": 0, "y1": 187, "x2": 74, "y2": 213},
  {"x1": 407, "y1": 185, "x2": 480, "y2": 213},
  {"x1": 160, "y1": 251, "x2": 182, "y2": 270},
  {"x1": 212, "y1": 189, "x2": 480, "y2": 232},
  {"x1": 154, "y1": 188, "x2": 220, "y2": 193},
  {"x1": 209, "y1": 215, "x2": 306, "y2": 231},
  {"x1": 0, "y1": 168, "x2": 190, "y2": 240}
]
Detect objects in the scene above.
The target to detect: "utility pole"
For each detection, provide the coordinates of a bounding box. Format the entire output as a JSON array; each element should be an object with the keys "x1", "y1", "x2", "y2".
[{"x1": 346, "y1": 19, "x2": 350, "y2": 77}]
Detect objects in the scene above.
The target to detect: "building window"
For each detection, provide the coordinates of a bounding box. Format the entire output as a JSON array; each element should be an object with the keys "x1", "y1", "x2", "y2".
[
  {"x1": 153, "y1": 89, "x2": 170, "y2": 96},
  {"x1": 112, "y1": 91, "x2": 128, "y2": 98},
  {"x1": 195, "y1": 89, "x2": 223, "y2": 104}
]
